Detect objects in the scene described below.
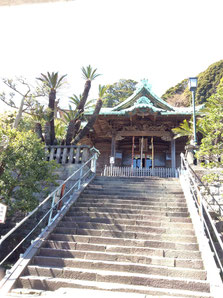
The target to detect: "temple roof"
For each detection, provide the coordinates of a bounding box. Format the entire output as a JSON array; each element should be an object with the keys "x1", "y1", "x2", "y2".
[{"x1": 85, "y1": 79, "x2": 204, "y2": 116}]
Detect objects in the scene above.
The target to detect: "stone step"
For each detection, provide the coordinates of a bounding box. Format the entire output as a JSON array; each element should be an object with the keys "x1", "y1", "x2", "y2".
[
  {"x1": 39, "y1": 246, "x2": 204, "y2": 268},
  {"x1": 72, "y1": 202, "x2": 188, "y2": 213},
  {"x1": 49, "y1": 234, "x2": 199, "y2": 251},
  {"x1": 78, "y1": 193, "x2": 186, "y2": 204},
  {"x1": 81, "y1": 193, "x2": 186, "y2": 200},
  {"x1": 87, "y1": 185, "x2": 183, "y2": 191},
  {"x1": 66, "y1": 211, "x2": 192, "y2": 222},
  {"x1": 68, "y1": 207, "x2": 190, "y2": 217},
  {"x1": 57, "y1": 221, "x2": 195, "y2": 236},
  {"x1": 80, "y1": 194, "x2": 186, "y2": 202},
  {"x1": 62, "y1": 215, "x2": 193, "y2": 229},
  {"x1": 9, "y1": 286, "x2": 213, "y2": 298},
  {"x1": 31, "y1": 256, "x2": 207, "y2": 280},
  {"x1": 18, "y1": 276, "x2": 213, "y2": 297},
  {"x1": 20, "y1": 266, "x2": 210, "y2": 293},
  {"x1": 79, "y1": 198, "x2": 188, "y2": 208},
  {"x1": 83, "y1": 189, "x2": 184, "y2": 196},
  {"x1": 53, "y1": 227, "x2": 197, "y2": 243},
  {"x1": 94, "y1": 177, "x2": 179, "y2": 183}
]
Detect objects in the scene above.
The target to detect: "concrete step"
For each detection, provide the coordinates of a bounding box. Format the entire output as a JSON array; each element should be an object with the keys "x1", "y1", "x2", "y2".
[
  {"x1": 9, "y1": 286, "x2": 213, "y2": 298},
  {"x1": 79, "y1": 198, "x2": 188, "y2": 208},
  {"x1": 86, "y1": 183, "x2": 182, "y2": 193},
  {"x1": 72, "y1": 202, "x2": 188, "y2": 213},
  {"x1": 67, "y1": 211, "x2": 192, "y2": 223},
  {"x1": 53, "y1": 227, "x2": 197, "y2": 243},
  {"x1": 57, "y1": 221, "x2": 195, "y2": 236},
  {"x1": 17, "y1": 276, "x2": 213, "y2": 297},
  {"x1": 39, "y1": 246, "x2": 204, "y2": 269},
  {"x1": 62, "y1": 215, "x2": 193, "y2": 229},
  {"x1": 93, "y1": 177, "x2": 179, "y2": 183},
  {"x1": 48, "y1": 234, "x2": 200, "y2": 251},
  {"x1": 31, "y1": 256, "x2": 207, "y2": 280},
  {"x1": 20, "y1": 266, "x2": 210, "y2": 293},
  {"x1": 80, "y1": 193, "x2": 186, "y2": 200},
  {"x1": 83, "y1": 189, "x2": 184, "y2": 196},
  {"x1": 68, "y1": 207, "x2": 190, "y2": 218},
  {"x1": 80, "y1": 194, "x2": 186, "y2": 202}
]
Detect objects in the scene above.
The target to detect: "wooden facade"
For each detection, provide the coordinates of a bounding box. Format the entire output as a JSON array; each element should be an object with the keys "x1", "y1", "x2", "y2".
[{"x1": 81, "y1": 80, "x2": 200, "y2": 175}]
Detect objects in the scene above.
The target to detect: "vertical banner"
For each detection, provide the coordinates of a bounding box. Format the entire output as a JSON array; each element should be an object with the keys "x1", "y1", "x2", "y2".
[{"x1": 0, "y1": 203, "x2": 7, "y2": 224}]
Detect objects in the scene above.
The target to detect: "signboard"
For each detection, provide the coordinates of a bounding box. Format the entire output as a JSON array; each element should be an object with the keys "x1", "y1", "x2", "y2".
[
  {"x1": 110, "y1": 156, "x2": 115, "y2": 164},
  {"x1": 0, "y1": 203, "x2": 7, "y2": 224}
]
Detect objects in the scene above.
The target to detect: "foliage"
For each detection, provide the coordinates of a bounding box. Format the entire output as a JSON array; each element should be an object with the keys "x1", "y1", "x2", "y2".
[
  {"x1": 36, "y1": 72, "x2": 67, "y2": 145},
  {"x1": 172, "y1": 118, "x2": 204, "y2": 144},
  {"x1": 103, "y1": 79, "x2": 138, "y2": 107},
  {"x1": 196, "y1": 81, "x2": 223, "y2": 178},
  {"x1": 0, "y1": 125, "x2": 58, "y2": 214},
  {"x1": 36, "y1": 72, "x2": 67, "y2": 91},
  {"x1": 81, "y1": 65, "x2": 101, "y2": 81},
  {"x1": 161, "y1": 60, "x2": 223, "y2": 106},
  {"x1": 172, "y1": 119, "x2": 194, "y2": 144}
]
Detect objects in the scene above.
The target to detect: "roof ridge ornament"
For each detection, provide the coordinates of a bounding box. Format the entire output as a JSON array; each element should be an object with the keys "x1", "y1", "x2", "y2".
[
  {"x1": 135, "y1": 96, "x2": 151, "y2": 105},
  {"x1": 136, "y1": 79, "x2": 152, "y2": 91}
]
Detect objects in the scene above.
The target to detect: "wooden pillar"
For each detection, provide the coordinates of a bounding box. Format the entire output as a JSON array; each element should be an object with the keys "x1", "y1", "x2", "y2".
[
  {"x1": 151, "y1": 137, "x2": 154, "y2": 169},
  {"x1": 131, "y1": 136, "x2": 135, "y2": 168},
  {"x1": 140, "y1": 137, "x2": 143, "y2": 168},
  {"x1": 171, "y1": 139, "x2": 176, "y2": 169},
  {"x1": 111, "y1": 135, "x2": 116, "y2": 165}
]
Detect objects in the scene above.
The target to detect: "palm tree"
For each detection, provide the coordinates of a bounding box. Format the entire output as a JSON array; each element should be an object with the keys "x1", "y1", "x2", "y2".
[
  {"x1": 37, "y1": 72, "x2": 67, "y2": 145},
  {"x1": 77, "y1": 65, "x2": 100, "y2": 112},
  {"x1": 64, "y1": 105, "x2": 83, "y2": 145},
  {"x1": 73, "y1": 85, "x2": 107, "y2": 144},
  {"x1": 64, "y1": 65, "x2": 99, "y2": 145},
  {"x1": 172, "y1": 118, "x2": 204, "y2": 144}
]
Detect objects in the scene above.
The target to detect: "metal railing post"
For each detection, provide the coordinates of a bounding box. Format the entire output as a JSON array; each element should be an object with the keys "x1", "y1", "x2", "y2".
[
  {"x1": 78, "y1": 167, "x2": 83, "y2": 190},
  {"x1": 48, "y1": 193, "x2": 56, "y2": 225}
]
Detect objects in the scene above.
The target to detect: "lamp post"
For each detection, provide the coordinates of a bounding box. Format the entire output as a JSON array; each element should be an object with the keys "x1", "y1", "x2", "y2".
[{"x1": 188, "y1": 77, "x2": 198, "y2": 145}]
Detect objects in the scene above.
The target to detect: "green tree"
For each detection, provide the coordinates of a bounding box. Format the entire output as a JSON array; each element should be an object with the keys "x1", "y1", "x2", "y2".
[
  {"x1": 0, "y1": 125, "x2": 58, "y2": 214},
  {"x1": 196, "y1": 81, "x2": 223, "y2": 178},
  {"x1": 65, "y1": 65, "x2": 100, "y2": 145},
  {"x1": 103, "y1": 79, "x2": 138, "y2": 108},
  {"x1": 37, "y1": 72, "x2": 67, "y2": 145},
  {"x1": 73, "y1": 84, "x2": 107, "y2": 144}
]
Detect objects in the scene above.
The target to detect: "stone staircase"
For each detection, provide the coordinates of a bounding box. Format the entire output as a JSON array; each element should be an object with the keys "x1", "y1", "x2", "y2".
[{"x1": 10, "y1": 176, "x2": 213, "y2": 297}]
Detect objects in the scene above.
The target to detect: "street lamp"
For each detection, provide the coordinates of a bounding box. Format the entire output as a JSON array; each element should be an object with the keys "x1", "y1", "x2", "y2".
[{"x1": 188, "y1": 77, "x2": 198, "y2": 145}]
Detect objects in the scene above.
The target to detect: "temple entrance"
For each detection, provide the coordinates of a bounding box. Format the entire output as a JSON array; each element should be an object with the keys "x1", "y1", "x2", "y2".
[
  {"x1": 131, "y1": 136, "x2": 154, "y2": 169},
  {"x1": 133, "y1": 155, "x2": 152, "y2": 168}
]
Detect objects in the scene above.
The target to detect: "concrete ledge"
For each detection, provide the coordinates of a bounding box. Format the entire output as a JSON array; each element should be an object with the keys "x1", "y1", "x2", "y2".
[{"x1": 180, "y1": 173, "x2": 223, "y2": 298}]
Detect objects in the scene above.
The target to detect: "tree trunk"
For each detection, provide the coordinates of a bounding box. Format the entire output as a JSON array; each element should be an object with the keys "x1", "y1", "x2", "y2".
[
  {"x1": 73, "y1": 99, "x2": 102, "y2": 144},
  {"x1": 77, "y1": 80, "x2": 91, "y2": 111},
  {"x1": 13, "y1": 96, "x2": 25, "y2": 129},
  {"x1": 44, "y1": 122, "x2": 51, "y2": 145},
  {"x1": 49, "y1": 89, "x2": 56, "y2": 145},
  {"x1": 65, "y1": 119, "x2": 81, "y2": 145},
  {"x1": 35, "y1": 122, "x2": 44, "y2": 142}
]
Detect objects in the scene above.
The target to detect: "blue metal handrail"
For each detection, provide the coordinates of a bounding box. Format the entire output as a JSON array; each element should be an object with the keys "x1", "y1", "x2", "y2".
[{"x1": 0, "y1": 149, "x2": 99, "y2": 266}]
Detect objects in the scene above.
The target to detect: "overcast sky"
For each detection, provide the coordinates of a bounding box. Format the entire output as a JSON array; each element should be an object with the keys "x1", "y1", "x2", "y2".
[{"x1": 0, "y1": 0, "x2": 223, "y2": 110}]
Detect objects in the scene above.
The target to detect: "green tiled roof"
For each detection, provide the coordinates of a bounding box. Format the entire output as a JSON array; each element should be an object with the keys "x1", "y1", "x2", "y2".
[{"x1": 85, "y1": 79, "x2": 204, "y2": 116}]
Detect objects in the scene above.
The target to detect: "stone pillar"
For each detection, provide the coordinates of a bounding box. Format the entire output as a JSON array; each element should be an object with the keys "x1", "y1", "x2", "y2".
[{"x1": 171, "y1": 139, "x2": 176, "y2": 169}]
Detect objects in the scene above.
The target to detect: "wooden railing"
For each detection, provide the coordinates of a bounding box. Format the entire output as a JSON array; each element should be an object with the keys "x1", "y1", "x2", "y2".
[
  {"x1": 103, "y1": 166, "x2": 178, "y2": 178},
  {"x1": 45, "y1": 145, "x2": 91, "y2": 165}
]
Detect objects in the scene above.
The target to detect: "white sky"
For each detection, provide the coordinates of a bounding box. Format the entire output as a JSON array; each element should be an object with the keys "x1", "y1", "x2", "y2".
[{"x1": 0, "y1": 0, "x2": 223, "y2": 110}]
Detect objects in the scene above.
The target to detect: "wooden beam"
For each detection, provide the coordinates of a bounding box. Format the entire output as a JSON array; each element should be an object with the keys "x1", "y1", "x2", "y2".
[{"x1": 117, "y1": 130, "x2": 171, "y2": 138}]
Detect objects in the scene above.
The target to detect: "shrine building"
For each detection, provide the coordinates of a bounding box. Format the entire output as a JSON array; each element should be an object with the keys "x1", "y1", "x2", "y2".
[{"x1": 82, "y1": 80, "x2": 202, "y2": 175}]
